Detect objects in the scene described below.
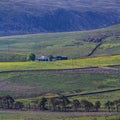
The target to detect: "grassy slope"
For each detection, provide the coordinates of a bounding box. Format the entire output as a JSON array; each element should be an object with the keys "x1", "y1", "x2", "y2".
[
  {"x1": 0, "y1": 25, "x2": 120, "y2": 110},
  {"x1": 0, "y1": 111, "x2": 119, "y2": 120},
  {"x1": 0, "y1": 24, "x2": 120, "y2": 61},
  {"x1": 0, "y1": 70, "x2": 120, "y2": 97},
  {"x1": 0, "y1": 55, "x2": 120, "y2": 71},
  {"x1": 0, "y1": 54, "x2": 120, "y2": 97}
]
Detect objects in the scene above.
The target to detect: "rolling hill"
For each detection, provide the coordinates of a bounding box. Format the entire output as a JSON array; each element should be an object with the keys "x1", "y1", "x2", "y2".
[
  {"x1": 0, "y1": 54, "x2": 120, "y2": 97},
  {"x1": 0, "y1": 0, "x2": 120, "y2": 36},
  {"x1": 0, "y1": 1, "x2": 120, "y2": 117},
  {"x1": 0, "y1": 24, "x2": 120, "y2": 61}
]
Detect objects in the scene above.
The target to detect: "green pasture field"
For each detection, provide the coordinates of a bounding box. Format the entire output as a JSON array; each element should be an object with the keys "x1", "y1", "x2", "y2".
[
  {"x1": 111, "y1": 65, "x2": 120, "y2": 70},
  {"x1": 0, "y1": 24, "x2": 120, "y2": 61},
  {"x1": 69, "y1": 90, "x2": 120, "y2": 107},
  {"x1": 0, "y1": 24, "x2": 120, "y2": 119},
  {"x1": 0, "y1": 55, "x2": 120, "y2": 98},
  {"x1": 16, "y1": 89, "x2": 120, "y2": 110},
  {"x1": 0, "y1": 54, "x2": 119, "y2": 109},
  {"x1": 0, "y1": 65, "x2": 120, "y2": 97},
  {"x1": 0, "y1": 55, "x2": 120, "y2": 72},
  {"x1": 0, "y1": 111, "x2": 120, "y2": 120},
  {"x1": 0, "y1": 52, "x2": 26, "y2": 62}
]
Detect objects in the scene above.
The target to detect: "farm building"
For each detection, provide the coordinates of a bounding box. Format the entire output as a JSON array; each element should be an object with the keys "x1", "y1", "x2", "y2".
[
  {"x1": 38, "y1": 55, "x2": 68, "y2": 61},
  {"x1": 38, "y1": 56, "x2": 49, "y2": 61},
  {"x1": 56, "y1": 56, "x2": 68, "y2": 60}
]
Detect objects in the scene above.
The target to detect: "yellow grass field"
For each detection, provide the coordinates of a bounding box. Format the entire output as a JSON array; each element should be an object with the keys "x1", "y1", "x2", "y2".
[{"x1": 0, "y1": 55, "x2": 120, "y2": 72}]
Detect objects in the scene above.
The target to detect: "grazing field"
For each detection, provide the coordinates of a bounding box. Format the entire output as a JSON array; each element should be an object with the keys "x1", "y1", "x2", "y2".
[
  {"x1": 0, "y1": 55, "x2": 120, "y2": 72},
  {"x1": 112, "y1": 65, "x2": 120, "y2": 70},
  {"x1": 0, "y1": 66, "x2": 120, "y2": 98},
  {"x1": 0, "y1": 55, "x2": 120, "y2": 98},
  {"x1": 0, "y1": 24, "x2": 120, "y2": 119},
  {"x1": 0, "y1": 24, "x2": 120, "y2": 61},
  {"x1": 69, "y1": 90, "x2": 120, "y2": 106},
  {"x1": 0, "y1": 111, "x2": 120, "y2": 120}
]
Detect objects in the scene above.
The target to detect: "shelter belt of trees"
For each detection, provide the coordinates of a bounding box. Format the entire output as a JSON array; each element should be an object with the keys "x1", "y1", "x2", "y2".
[{"x1": 0, "y1": 95, "x2": 120, "y2": 112}]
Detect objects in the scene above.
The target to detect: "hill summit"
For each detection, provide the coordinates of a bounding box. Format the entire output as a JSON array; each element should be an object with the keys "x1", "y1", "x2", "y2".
[{"x1": 0, "y1": 0, "x2": 120, "y2": 36}]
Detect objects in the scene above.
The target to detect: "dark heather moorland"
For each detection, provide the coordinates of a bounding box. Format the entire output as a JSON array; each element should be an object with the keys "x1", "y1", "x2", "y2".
[{"x1": 0, "y1": 0, "x2": 120, "y2": 36}]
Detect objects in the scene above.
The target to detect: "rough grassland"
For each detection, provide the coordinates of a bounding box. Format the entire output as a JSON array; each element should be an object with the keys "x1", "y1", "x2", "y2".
[
  {"x1": 0, "y1": 24, "x2": 120, "y2": 61},
  {"x1": 0, "y1": 55, "x2": 120, "y2": 97},
  {"x1": 0, "y1": 67, "x2": 120, "y2": 97},
  {"x1": 0, "y1": 111, "x2": 119, "y2": 120},
  {"x1": 0, "y1": 55, "x2": 120, "y2": 72}
]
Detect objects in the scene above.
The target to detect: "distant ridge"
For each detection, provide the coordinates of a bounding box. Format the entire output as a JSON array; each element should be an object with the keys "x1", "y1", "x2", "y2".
[{"x1": 0, "y1": 0, "x2": 120, "y2": 36}]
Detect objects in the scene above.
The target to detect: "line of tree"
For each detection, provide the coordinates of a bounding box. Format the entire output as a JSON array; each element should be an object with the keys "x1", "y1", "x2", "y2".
[
  {"x1": 0, "y1": 95, "x2": 120, "y2": 112},
  {"x1": 0, "y1": 95, "x2": 24, "y2": 110}
]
